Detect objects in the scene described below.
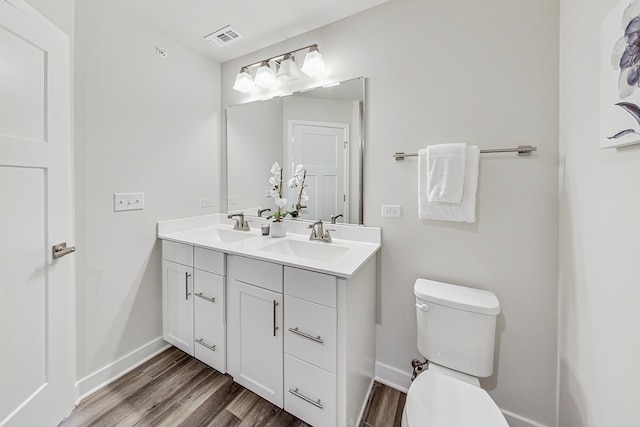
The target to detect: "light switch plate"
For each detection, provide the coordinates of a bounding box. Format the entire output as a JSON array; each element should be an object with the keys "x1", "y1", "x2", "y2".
[{"x1": 114, "y1": 192, "x2": 144, "y2": 212}]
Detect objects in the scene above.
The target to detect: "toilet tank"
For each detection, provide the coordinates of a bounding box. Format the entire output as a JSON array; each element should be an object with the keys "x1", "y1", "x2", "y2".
[{"x1": 414, "y1": 279, "x2": 500, "y2": 378}]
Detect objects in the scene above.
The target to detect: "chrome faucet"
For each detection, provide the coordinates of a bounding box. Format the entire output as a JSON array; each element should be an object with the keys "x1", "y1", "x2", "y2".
[
  {"x1": 258, "y1": 208, "x2": 271, "y2": 217},
  {"x1": 227, "y1": 213, "x2": 250, "y2": 231},
  {"x1": 330, "y1": 214, "x2": 343, "y2": 224},
  {"x1": 308, "y1": 220, "x2": 332, "y2": 243}
]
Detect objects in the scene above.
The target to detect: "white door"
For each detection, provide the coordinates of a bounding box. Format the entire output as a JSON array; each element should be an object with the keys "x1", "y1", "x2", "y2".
[
  {"x1": 289, "y1": 121, "x2": 349, "y2": 222},
  {"x1": 162, "y1": 260, "x2": 194, "y2": 355},
  {"x1": 227, "y1": 281, "x2": 283, "y2": 407},
  {"x1": 0, "y1": 1, "x2": 75, "y2": 425}
]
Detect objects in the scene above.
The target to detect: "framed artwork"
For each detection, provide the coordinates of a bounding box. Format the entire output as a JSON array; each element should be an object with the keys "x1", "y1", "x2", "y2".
[{"x1": 600, "y1": 0, "x2": 640, "y2": 148}]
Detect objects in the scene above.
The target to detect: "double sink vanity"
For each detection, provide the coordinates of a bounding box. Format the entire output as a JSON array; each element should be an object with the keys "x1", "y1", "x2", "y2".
[{"x1": 157, "y1": 213, "x2": 380, "y2": 427}]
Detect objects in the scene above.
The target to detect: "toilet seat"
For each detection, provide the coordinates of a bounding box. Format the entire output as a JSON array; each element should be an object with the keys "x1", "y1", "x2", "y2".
[{"x1": 403, "y1": 370, "x2": 508, "y2": 427}]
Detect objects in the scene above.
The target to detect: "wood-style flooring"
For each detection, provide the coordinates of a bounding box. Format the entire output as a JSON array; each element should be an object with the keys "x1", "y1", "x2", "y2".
[{"x1": 59, "y1": 347, "x2": 406, "y2": 427}]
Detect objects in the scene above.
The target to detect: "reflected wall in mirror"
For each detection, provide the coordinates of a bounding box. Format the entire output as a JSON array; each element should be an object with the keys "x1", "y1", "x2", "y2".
[{"x1": 226, "y1": 77, "x2": 365, "y2": 225}]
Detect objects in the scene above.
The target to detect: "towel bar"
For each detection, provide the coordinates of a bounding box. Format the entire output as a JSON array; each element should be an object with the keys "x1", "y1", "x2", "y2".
[{"x1": 393, "y1": 145, "x2": 537, "y2": 160}]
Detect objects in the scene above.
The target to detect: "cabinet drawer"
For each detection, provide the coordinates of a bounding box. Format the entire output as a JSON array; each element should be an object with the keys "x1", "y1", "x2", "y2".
[
  {"x1": 228, "y1": 254, "x2": 282, "y2": 293},
  {"x1": 284, "y1": 267, "x2": 336, "y2": 308},
  {"x1": 162, "y1": 241, "x2": 193, "y2": 266},
  {"x1": 284, "y1": 354, "x2": 336, "y2": 427},
  {"x1": 194, "y1": 247, "x2": 224, "y2": 275},
  {"x1": 194, "y1": 269, "x2": 224, "y2": 324},
  {"x1": 194, "y1": 314, "x2": 226, "y2": 373},
  {"x1": 284, "y1": 295, "x2": 336, "y2": 373}
]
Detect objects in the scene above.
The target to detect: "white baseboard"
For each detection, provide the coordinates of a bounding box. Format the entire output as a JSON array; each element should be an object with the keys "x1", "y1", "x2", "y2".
[
  {"x1": 374, "y1": 361, "x2": 411, "y2": 393},
  {"x1": 75, "y1": 337, "x2": 170, "y2": 403}
]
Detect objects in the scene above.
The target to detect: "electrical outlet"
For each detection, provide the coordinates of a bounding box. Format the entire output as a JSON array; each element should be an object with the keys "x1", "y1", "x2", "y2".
[
  {"x1": 114, "y1": 192, "x2": 144, "y2": 212},
  {"x1": 381, "y1": 204, "x2": 402, "y2": 217},
  {"x1": 228, "y1": 196, "x2": 237, "y2": 205},
  {"x1": 201, "y1": 197, "x2": 215, "y2": 208}
]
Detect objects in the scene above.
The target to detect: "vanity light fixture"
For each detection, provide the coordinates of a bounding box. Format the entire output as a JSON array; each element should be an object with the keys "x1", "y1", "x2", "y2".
[
  {"x1": 232, "y1": 44, "x2": 326, "y2": 93},
  {"x1": 232, "y1": 67, "x2": 255, "y2": 93},
  {"x1": 300, "y1": 45, "x2": 326, "y2": 77},
  {"x1": 254, "y1": 61, "x2": 277, "y2": 88}
]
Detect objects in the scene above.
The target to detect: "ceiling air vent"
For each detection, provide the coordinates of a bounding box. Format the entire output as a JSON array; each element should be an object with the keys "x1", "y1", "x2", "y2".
[{"x1": 204, "y1": 25, "x2": 244, "y2": 47}]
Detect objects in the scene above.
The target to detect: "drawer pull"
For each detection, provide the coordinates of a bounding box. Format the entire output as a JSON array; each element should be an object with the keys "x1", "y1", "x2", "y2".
[
  {"x1": 195, "y1": 338, "x2": 216, "y2": 351},
  {"x1": 289, "y1": 388, "x2": 323, "y2": 409},
  {"x1": 288, "y1": 327, "x2": 324, "y2": 344},
  {"x1": 195, "y1": 292, "x2": 216, "y2": 303}
]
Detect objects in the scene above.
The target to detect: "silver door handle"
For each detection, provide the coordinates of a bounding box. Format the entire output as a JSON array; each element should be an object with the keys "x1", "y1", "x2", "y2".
[
  {"x1": 288, "y1": 327, "x2": 324, "y2": 344},
  {"x1": 185, "y1": 272, "x2": 192, "y2": 300},
  {"x1": 273, "y1": 300, "x2": 279, "y2": 337},
  {"x1": 52, "y1": 242, "x2": 75, "y2": 259}
]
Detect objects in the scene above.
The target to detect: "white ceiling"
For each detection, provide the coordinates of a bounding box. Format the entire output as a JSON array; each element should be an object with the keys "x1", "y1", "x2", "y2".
[{"x1": 108, "y1": 0, "x2": 391, "y2": 63}]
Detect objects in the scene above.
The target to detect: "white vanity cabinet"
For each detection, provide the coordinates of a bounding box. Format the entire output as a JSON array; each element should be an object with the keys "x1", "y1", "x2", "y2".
[
  {"x1": 162, "y1": 241, "x2": 227, "y2": 373},
  {"x1": 226, "y1": 255, "x2": 284, "y2": 407},
  {"x1": 226, "y1": 254, "x2": 376, "y2": 427}
]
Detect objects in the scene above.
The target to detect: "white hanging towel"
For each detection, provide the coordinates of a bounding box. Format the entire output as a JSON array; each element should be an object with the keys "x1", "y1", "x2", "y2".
[
  {"x1": 425, "y1": 143, "x2": 467, "y2": 203},
  {"x1": 418, "y1": 145, "x2": 480, "y2": 223}
]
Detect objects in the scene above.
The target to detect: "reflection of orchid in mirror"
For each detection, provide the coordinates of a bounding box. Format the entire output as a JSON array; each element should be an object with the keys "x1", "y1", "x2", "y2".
[
  {"x1": 610, "y1": 0, "x2": 640, "y2": 139},
  {"x1": 288, "y1": 165, "x2": 308, "y2": 215}
]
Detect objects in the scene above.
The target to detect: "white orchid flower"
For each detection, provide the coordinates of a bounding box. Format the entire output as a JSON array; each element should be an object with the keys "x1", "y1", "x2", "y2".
[{"x1": 274, "y1": 197, "x2": 288, "y2": 208}]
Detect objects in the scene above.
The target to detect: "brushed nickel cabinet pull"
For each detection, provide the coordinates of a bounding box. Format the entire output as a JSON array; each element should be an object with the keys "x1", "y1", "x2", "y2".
[
  {"x1": 288, "y1": 388, "x2": 323, "y2": 409},
  {"x1": 195, "y1": 292, "x2": 215, "y2": 303},
  {"x1": 195, "y1": 338, "x2": 216, "y2": 351},
  {"x1": 288, "y1": 327, "x2": 323, "y2": 344},
  {"x1": 185, "y1": 272, "x2": 192, "y2": 300},
  {"x1": 273, "y1": 300, "x2": 279, "y2": 337}
]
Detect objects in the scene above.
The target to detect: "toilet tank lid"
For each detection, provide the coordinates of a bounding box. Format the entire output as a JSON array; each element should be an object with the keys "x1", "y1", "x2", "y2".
[{"x1": 414, "y1": 279, "x2": 500, "y2": 315}]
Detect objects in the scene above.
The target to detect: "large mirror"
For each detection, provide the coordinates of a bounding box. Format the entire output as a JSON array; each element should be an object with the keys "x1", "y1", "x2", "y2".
[{"x1": 226, "y1": 76, "x2": 364, "y2": 225}]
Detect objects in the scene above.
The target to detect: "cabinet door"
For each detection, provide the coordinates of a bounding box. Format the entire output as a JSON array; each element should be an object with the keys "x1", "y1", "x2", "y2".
[
  {"x1": 228, "y1": 280, "x2": 283, "y2": 407},
  {"x1": 162, "y1": 260, "x2": 194, "y2": 355}
]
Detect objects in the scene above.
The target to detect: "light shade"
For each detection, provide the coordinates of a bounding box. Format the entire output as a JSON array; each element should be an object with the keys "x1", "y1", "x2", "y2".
[
  {"x1": 277, "y1": 53, "x2": 299, "y2": 81},
  {"x1": 301, "y1": 45, "x2": 325, "y2": 77},
  {"x1": 254, "y1": 61, "x2": 276, "y2": 88},
  {"x1": 233, "y1": 67, "x2": 254, "y2": 93}
]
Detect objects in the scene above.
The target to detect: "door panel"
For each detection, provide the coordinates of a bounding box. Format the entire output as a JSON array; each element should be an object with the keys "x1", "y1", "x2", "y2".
[{"x1": 0, "y1": 1, "x2": 75, "y2": 425}]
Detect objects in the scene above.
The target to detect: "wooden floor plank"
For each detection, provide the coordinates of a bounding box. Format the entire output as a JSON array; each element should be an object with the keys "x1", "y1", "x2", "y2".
[{"x1": 60, "y1": 347, "x2": 405, "y2": 427}]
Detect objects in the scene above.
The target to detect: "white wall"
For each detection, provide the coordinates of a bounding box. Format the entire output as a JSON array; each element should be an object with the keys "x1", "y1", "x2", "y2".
[
  {"x1": 74, "y1": 0, "x2": 221, "y2": 387},
  {"x1": 222, "y1": 1, "x2": 559, "y2": 425},
  {"x1": 559, "y1": 0, "x2": 640, "y2": 425}
]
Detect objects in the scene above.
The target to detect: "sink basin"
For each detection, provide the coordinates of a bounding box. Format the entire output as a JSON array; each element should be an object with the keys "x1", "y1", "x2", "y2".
[
  {"x1": 210, "y1": 228, "x2": 255, "y2": 244},
  {"x1": 258, "y1": 239, "x2": 349, "y2": 262}
]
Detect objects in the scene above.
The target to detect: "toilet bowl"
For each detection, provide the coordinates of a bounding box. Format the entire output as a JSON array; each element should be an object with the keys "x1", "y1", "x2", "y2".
[{"x1": 402, "y1": 369, "x2": 508, "y2": 427}]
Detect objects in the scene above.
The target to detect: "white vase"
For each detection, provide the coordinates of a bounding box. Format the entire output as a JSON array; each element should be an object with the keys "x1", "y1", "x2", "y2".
[{"x1": 271, "y1": 221, "x2": 286, "y2": 238}]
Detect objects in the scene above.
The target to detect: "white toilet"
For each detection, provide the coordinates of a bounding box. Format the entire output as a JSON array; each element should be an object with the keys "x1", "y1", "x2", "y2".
[{"x1": 402, "y1": 278, "x2": 508, "y2": 427}]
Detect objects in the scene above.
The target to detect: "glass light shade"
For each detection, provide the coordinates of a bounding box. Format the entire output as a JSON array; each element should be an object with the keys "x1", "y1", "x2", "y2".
[
  {"x1": 233, "y1": 67, "x2": 254, "y2": 93},
  {"x1": 277, "y1": 54, "x2": 299, "y2": 81},
  {"x1": 254, "y1": 61, "x2": 276, "y2": 88},
  {"x1": 301, "y1": 46, "x2": 325, "y2": 77}
]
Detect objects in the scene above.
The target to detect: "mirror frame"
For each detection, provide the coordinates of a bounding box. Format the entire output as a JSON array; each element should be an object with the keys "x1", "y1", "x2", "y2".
[{"x1": 224, "y1": 76, "x2": 366, "y2": 225}]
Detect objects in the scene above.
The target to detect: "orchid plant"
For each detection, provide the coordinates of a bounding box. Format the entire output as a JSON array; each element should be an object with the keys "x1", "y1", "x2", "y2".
[{"x1": 268, "y1": 162, "x2": 308, "y2": 221}]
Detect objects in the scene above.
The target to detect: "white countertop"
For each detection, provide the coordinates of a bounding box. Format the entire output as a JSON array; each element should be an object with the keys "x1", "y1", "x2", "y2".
[{"x1": 157, "y1": 214, "x2": 381, "y2": 278}]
